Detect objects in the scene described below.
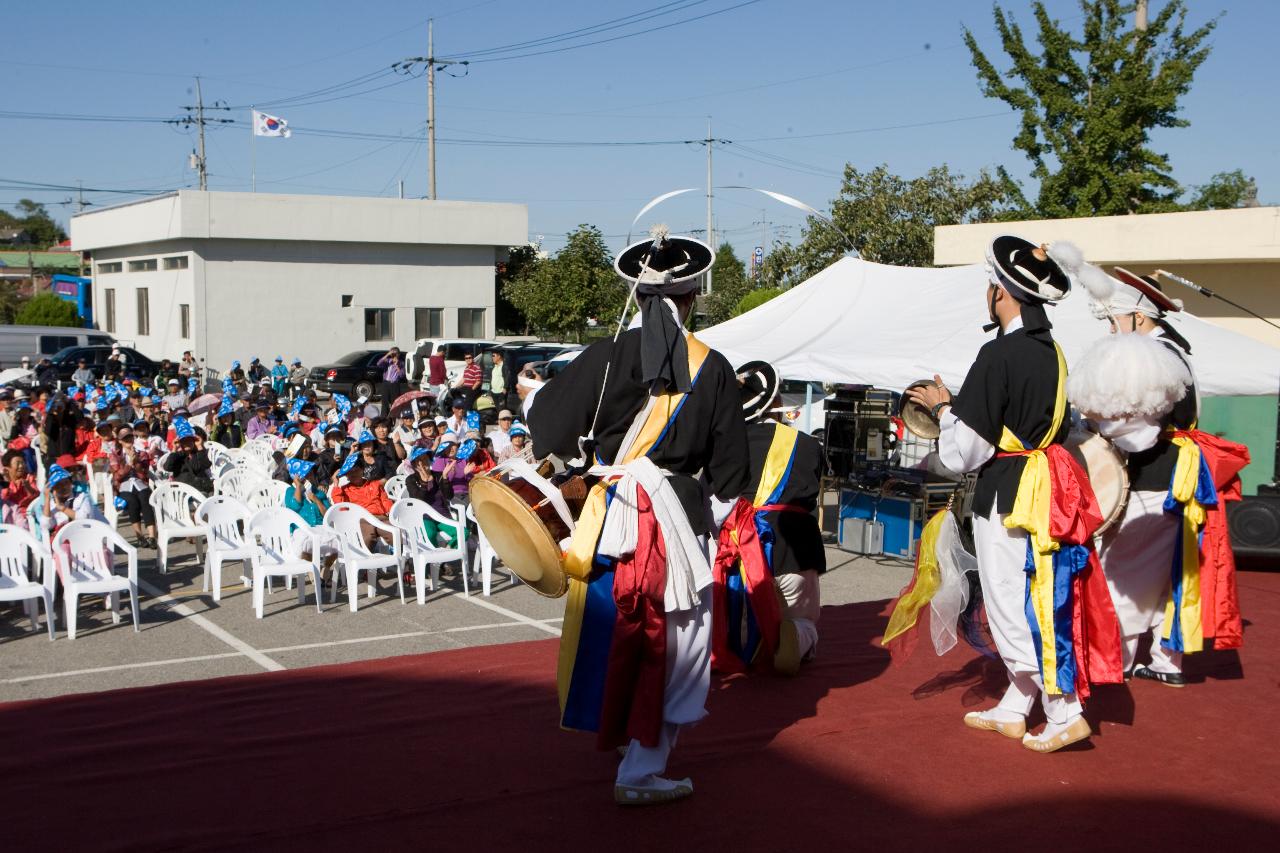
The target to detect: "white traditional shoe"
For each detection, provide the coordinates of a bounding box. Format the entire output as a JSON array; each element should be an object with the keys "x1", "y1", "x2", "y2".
[
  {"x1": 614, "y1": 777, "x2": 693, "y2": 806},
  {"x1": 1022, "y1": 716, "x2": 1091, "y2": 754},
  {"x1": 963, "y1": 710, "x2": 1027, "y2": 739}
]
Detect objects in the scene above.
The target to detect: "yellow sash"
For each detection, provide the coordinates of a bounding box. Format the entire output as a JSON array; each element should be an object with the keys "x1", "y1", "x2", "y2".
[
  {"x1": 1162, "y1": 435, "x2": 1206, "y2": 653},
  {"x1": 997, "y1": 342, "x2": 1069, "y2": 692},
  {"x1": 752, "y1": 422, "x2": 798, "y2": 507},
  {"x1": 556, "y1": 333, "x2": 711, "y2": 711}
]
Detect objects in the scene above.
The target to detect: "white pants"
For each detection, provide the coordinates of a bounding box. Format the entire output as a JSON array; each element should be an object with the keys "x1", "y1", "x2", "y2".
[
  {"x1": 776, "y1": 569, "x2": 821, "y2": 660},
  {"x1": 973, "y1": 508, "x2": 1083, "y2": 725},
  {"x1": 1099, "y1": 489, "x2": 1183, "y2": 674},
  {"x1": 616, "y1": 586, "x2": 711, "y2": 786}
]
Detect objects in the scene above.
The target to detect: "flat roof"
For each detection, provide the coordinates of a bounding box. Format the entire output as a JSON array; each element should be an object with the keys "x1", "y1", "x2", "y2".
[
  {"x1": 70, "y1": 190, "x2": 528, "y2": 252},
  {"x1": 935, "y1": 205, "x2": 1280, "y2": 266}
]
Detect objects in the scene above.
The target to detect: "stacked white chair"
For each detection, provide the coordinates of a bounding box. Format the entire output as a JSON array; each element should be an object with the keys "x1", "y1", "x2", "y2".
[
  {"x1": 247, "y1": 507, "x2": 323, "y2": 619},
  {"x1": 241, "y1": 440, "x2": 276, "y2": 470},
  {"x1": 53, "y1": 519, "x2": 139, "y2": 640},
  {"x1": 0, "y1": 524, "x2": 55, "y2": 639},
  {"x1": 196, "y1": 496, "x2": 258, "y2": 603},
  {"x1": 389, "y1": 498, "x2": 467, "y2": 604},
  {"x1": 150, "y1": 482, "x2": 210, "y2": 573},
  {"x1": 215, "y1": 469, "x2": 268, "y2": 503},
  {"x1": 323, "y1": 503, "x2": 403, "y2": 611}
]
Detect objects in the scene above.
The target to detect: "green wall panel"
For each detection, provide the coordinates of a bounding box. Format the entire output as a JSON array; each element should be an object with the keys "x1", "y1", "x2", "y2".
[{"x1": 1199, "y1": 395, "x2": 1277, "y2": 495}]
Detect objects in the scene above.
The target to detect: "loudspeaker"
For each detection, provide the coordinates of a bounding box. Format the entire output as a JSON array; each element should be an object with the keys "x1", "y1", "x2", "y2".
[{"x1": 1227, "y1": 495, "x2": 1280, "y2": 559}]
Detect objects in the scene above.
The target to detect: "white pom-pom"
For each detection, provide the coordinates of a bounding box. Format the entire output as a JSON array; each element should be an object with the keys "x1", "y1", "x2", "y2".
[
  {"x1": 1046, "y1": 240, "x2": 1085, "y2": 275},
  {"x1": 648, "y1": 223, "x2": 670, "y2": 242},
  {"x1": 1076, "y1": 263, "x2": 1116, "y2": 304},
  {"x1": 1067, "y1": 333, "x2": 1191, "y2": 419}
]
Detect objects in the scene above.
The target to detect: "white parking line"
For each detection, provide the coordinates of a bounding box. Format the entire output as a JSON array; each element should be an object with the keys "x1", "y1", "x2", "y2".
[
  {"x1": 136, "y1": 577, "x2": 285, "y2": 672},
  {"x1": 3, "y1": 652, "x2": 243, "y2": 684},
  {"x1": 454, "y1": 593, "x2": 563, "y2": 636}
]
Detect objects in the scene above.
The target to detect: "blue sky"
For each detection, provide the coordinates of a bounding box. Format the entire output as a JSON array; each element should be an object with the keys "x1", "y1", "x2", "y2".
[{"x1": 3, "y1": 0, "x2": 1275, "y2": 259}]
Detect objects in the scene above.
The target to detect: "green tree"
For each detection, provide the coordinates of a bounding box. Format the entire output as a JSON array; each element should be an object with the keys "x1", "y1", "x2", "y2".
[
  {"x1": 763, "y1": 163, "x2": 1016, "y2": 288},
  {"x1": 965, "y1": 1, "x2": 1218, "y2": 217},
  {"x1": 736, "y1": 287, "x2": 783, "y2": 316},
  {"x1": 0, "y1": 199, "x2": 67, "y2": 248},
  {"x1": 495, "y1": 244, "x2": 541, "y2": 334},
  {"x1": 15, "y1": 292, "x2": 80, "y2": 327},
  {"x1": 0, "y1": 281, "x2": 24, "y2": 324},
  {"x1": 502, "y1": 224, "x2": 626, "y2": 342},
  {"x1": 702, "y1": 242, "x2": 754, "y2": 325},
  {"x1": 1184, "y1": 169, "x2": 1254, "y2": 210}
]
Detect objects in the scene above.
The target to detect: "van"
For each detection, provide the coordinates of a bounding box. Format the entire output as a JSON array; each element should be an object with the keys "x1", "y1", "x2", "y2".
[{"x1": 0, "y1": 325, "x2": 115, "y2": 369}]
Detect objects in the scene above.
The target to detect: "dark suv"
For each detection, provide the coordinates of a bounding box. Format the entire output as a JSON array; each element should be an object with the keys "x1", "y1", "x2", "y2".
[
  {"x1": 306, "y1": 350, "x2": 389, "y2": 400},
  {"x1": 48, "y1": 345, "x2": 162, "y2": 385}
]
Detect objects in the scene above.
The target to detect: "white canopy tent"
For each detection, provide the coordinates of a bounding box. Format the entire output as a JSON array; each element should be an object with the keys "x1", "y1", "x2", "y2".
[{"x1": 700, "y1": 258, "x2": 1280, "y2": 398}]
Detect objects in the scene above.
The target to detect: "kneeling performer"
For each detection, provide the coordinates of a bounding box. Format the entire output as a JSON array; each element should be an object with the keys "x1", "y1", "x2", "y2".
[
  {"x1": 713, "y1": 361, "x2": 826, "y2": 676},
  {"x1": 907, "y1": 236, "x2": 1122, "y2": 754},
  {"x1": 526, "y1": 227, "x2": 749, "y2": 805}
]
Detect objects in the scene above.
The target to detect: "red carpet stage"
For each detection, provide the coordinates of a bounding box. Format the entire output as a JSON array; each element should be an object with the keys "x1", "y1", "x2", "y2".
[{"x1": 4, "y1": 572, "x2": 1279, "y2": 852}]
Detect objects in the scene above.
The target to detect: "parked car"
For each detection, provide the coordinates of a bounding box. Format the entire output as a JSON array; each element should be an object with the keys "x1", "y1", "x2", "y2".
[
  {"x1": 47, "y1": 345, "x2": 161, "y2": 385},
  {"x1": 479, "y1": 341, "x2": 574, "y2": 385},
  {"x1": 306, "y1": 350, "x2": 390, "y2": 400},
  {"x1": 0, "y1": 325, "x2": 114, "y2": 369},
  {"x1": 776, "y1": 379, "x2": 830, "y2": 437}
]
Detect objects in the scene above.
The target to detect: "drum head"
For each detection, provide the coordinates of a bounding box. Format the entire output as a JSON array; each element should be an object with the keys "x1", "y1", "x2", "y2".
[
  {"x1": 1064, "y1": 430, "x2": 1129, "y2": 535},
  {"x1": 469, "y1": 476, "x2": 569, "y2": 598}
]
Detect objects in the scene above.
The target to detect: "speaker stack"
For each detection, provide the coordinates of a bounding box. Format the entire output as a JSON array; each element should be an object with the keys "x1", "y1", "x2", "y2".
[
  {"x1": 1228, "y1": 494, "x2": 1280, "y2": 561},
  {"x1": 824, "y1": 386, "x2": 893, "y2": 480}
]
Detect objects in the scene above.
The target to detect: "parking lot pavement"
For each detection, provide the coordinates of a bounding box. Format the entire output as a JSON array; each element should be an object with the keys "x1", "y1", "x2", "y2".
[{"x1": 0, "y1": 534, "x2": 913, "y2": 703}]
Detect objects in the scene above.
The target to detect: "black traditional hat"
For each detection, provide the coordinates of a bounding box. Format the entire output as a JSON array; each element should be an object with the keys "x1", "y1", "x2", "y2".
[
  {"x1": 614, "y1": 226, "x2": 714, "y2": 294},
  {"x1": 985, "y1": 235, "x2": 1076, "y2": 304},
  {"x1": 736, "y1": 360, "x2": 780, "y2": 423}
]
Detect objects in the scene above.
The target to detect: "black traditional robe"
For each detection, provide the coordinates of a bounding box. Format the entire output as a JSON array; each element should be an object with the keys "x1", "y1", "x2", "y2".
[
  {"x1": 528, "y1": 327, "x2": 749, "y2": 535},
  {"x1": 950, "y1": 327, "x2": 1069, "y2": 517},
  {"x1": 743, "y1": 421, "x2": 826, "y2": 575},
  {"x1": 1127, "y1": 330, "x2": 1198, "y2": 492}
]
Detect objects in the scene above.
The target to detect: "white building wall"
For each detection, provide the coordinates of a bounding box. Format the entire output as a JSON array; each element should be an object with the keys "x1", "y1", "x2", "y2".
[
  {"x1": 197, "y1": 239, "x2": 496, "y2": 372},
  {"x1": 89, "y1": 241, "x2": 196, "y2": 360}
]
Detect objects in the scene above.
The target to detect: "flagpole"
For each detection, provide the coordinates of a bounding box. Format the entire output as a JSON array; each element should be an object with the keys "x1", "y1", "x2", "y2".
[{"x1": 250, "y1": 107, "x2": 257, "y2": 192}]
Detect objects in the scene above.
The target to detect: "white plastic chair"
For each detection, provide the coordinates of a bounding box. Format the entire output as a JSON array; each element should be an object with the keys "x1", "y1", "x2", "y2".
[
  {"x1": 246, "y1": 507, "x2": 322, "y2": 619},
  {"x1": 0, "y1": 524, "x2": 55, "y2": 639},
  {"x1": 322, "y1": 503, "x2": 403, "y2": 611},
  {"x1": 97, "y1": 471, "x2": 119, "y2": 529},
  {"x1": 389, "y1": 498, "x2": 467, "y2": 604},
  {"x1": 466, "y1": 503, "x2": 516, "y2": 596},
  {"x1": 242, "y1": 440, "x2": 277, "y2": 468},
  {"x1": 215, "y1": 469, "x2": 268, "y2": 502},
  {"x1": 52, "y1": 520, "x2": 139, "y2": 640},
  {"x1": 384, "y1": 475, "x2": 407, "y2": 501},
  {"x1": 244, "y1": 480, "x2": 290, "y2": 511},
  {"x1": 150, "y1": 481, "x2": 209, "y2": 573},
  {"x1": 26, "y1": 502, "x2": 50, "y2": 551},
  {"x1": 195, "y1": 496, "x2": 258, "y2": 603}
]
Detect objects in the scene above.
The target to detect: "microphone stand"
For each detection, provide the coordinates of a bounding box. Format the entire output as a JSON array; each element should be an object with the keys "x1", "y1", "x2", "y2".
[{"x1": 1157, "y1": 269, "x2": 1280, "y2": 492}]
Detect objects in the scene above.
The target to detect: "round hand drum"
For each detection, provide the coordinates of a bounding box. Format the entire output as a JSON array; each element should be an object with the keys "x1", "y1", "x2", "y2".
[
  {"x1": 469, "y1": 468, "x2": 572, "y2": 598},
  {"x1": 1063, "y1": 429, "x2": 1130, "y2": 536}
]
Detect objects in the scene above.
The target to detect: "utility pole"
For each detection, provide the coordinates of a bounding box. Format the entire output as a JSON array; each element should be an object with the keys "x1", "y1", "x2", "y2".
[
  {"x1": 688, "y1": 117, "x2": 729, "y2": 294},
  {"x1": 398, "y1": 22, "x2": 468, "y2": 200},
  {"x1": 428, "y1": 20, "x2": 436, "y2": 199},
  {"x1": 1135, "y1": 0, "x2": 1148, "y2": 30},
  {"x1": 170, "y1": 77, "x2": 232, "y2": 191},
  {"x1": 195, "y1": 77, "x2": 207, "y2": 190}
]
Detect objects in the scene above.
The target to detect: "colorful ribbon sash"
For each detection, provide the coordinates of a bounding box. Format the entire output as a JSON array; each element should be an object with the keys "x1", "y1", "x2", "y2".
[{"x1": 1160, "y1": 431, "x2": 1219, "y2": 655}]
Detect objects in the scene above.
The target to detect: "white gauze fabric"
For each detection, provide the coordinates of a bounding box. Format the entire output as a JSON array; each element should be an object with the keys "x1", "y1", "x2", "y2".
[
  {"x1": 1067, "y1": 332, "x2": 1191, "y2": 420},
  {"x1": 929, "y1": 512, "x2": 975, "y2": 656}
]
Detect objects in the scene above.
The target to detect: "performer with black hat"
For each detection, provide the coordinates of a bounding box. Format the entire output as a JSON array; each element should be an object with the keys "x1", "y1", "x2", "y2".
[
  {"x1": 712, "y1": 360, "x2": 825, "y2": 676},
  {"x1": 906, "y1": 235, "x2": 1122, "y2": 754},
  {"x1": 525, "y1": 226, "x2": 749, "y2": 805},
  {"x1": 1072, "y1": 266, "x2": 1247, "y2": 686}
]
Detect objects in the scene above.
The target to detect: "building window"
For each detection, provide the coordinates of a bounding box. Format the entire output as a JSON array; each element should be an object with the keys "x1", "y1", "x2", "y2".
[
  {"x1": 415, "y1": 307, "x2": 444, "y2": 339},
  {"x1": 458, "y1": 308, "x2": 485, "y2": 338},
  {"x1": 137, "y1": 288, "x2": 150, "y2": 336},
  {"x1": 104, "y1": 289, "x2": 116, "y2": 333},
  {"x1": 127, "y1": 258, "x2": 158, "y2": 272},
  {"x1": 163, "y1": 255, "x2": 189, "y2": 270},
  {"x1": 97, "y1": 261, "x2": 122, "y2": 274},
  {"x1": 179, "y1": 303, "x2": 190, "y2": 339},
  {"x1": 364, "y1": 308, "x2": 395, "y2": 342}
]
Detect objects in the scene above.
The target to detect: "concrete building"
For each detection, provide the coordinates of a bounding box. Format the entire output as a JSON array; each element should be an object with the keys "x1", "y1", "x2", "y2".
[
  {"x1": 935, "y1": 206, "x2": 1280, "y2": 493},
  {"x1": 935, "y1": 206, "x2": 1280, "y2": 347},
  {"x1": 70, "y1": 190, "x2": 527, "y2": 371}
]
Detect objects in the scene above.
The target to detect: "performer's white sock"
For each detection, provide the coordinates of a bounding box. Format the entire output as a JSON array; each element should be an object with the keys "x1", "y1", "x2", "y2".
[
  {"x1": 991, "y1": 672, "x2": 1038, "y2": 720},
  {"x1": 1028, "y1": 691, "x2": 1084, "y2": 740},
  {"x1": 616, "y1": 722, "x2": 680, "y2": 787},
  {"x1": 1147, "y1": 633, "x2": 1183, "y2": 674},
  {"x1": 793, "y1": 618, "x2": 818, "y2": 661}
]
